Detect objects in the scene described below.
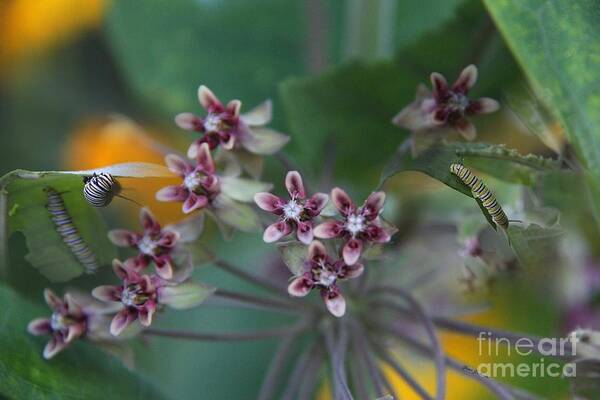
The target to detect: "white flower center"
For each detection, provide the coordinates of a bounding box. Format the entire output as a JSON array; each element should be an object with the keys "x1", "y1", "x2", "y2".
[
  {"x1": 50, "y1": 312, "x2": 68, "y2": 331},
  {"x1": 121, "y1": 284, "x2": 146, "y2": 307},
  {"x1": 138, "y1": 235, "x2": 157, "y2": 255},
  {"x1": 204, "y1": 113, "x2": 223, "y2": 132},
  {"x1": 282, "y1": 200, "x2": 302, "y2": 220},
  {"x1": 346, "y1": 213, "x2": 365, "y2": 235},
  {"x1": 317, "y1": 269, "x2": 337, "y2": 287},
  {"x1": 184, "y1": 173, "x2": 203, "y2": 191},
  {"x1": 447, "y1": 92, "x2": 469, "y2": 112}
]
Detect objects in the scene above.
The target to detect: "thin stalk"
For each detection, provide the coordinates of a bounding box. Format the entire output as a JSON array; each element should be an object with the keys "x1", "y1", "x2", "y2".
[
  {"x1": 143, "y1": 323, "x2": 307, "y2": 342},
  {"x1": 371, "y1": 319, "x2": 534, "y2": 400},
  {"x1": 214, "y1": 289, "x2": 305, "y2": 313},
  {"x1": 281, "y1": 339, "x2": 319, "y2": 400},
  {"x1": 370, "y1": 286, "x2": 447, "y2": 400},
  {"x1": 0, "y1": 190, "x2": 8, "y2": 278},
  {"x1": 350, "y1": 320, "x2": 386, "y2": 398},
  {"x1": 323, "y1": 324, "x2": 353, "y2": 400},
  {"x1": 257, "y1": 333, "x2": 299, "y2": 400},
  {"x1": 370, "y1": 341, "x2": 432, "y2": 400},
  {"x1": 349, "y1": 346, "x2": 370, "y2": 400},
  {"x1": 202, "y1": 297, "x2": 300, "y2": 316},
  {"x1": 364, "y1": 340, "x2": 397, "y2": 399},
  {"x1": 297, "y1": 349, "x2": 324, "y2": 400},
  {"x1": 213, "y1": 259, "x2": 286, "y2": 294}
]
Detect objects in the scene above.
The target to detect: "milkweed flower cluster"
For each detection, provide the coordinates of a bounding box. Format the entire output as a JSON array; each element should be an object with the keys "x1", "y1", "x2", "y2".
[
  {"x1": 392, "y1": 64, "x2": 500, "y2": 140},
  {"x1": 255, "y1": 172, "x2": 396, "y2": 316}
]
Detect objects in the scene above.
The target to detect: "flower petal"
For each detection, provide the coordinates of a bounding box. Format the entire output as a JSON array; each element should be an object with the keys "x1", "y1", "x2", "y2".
[
  {"x1": 140, "y1": 207, "x2": 160, "y2": 233},
  {"x1": 156, "y1": 229, "x2": 180, "y2": 248},
  {"x1": 361, "y1": 191, "x2": 385, "y2": 220},
  {"x1": 221, "y1": 133, "x2": 236, "y2": 150},
  {"x1": 198, "y1": 85, "x2": 222, "y2": 109},
  {"x1": 43, "y1": 336, "x2": 67, "y2": 359},
  {"x1": 452, "y1": 64, "x2": 478, "y2": 93},
  {"x1": 304, "y1": 193, "x2": 329, "y2": 216},
  {"x1": 454, "y1": 117, "x2": 476, "y2": 141},
  {"x1": 165, "y1": 154, "x2": 192, "y2": 176},
  {"x1": 323, "y1": 291, "x2": 346, "y2": 317},
  {"x1": 154, "y1": 256, "x2": 174, "y2": 280},
  {"x1": 240, "y1": 99, "x2": 272, "y2": 126},
  {"x1": 287, "y1": 276, "x2": 313, "y2": 297},
  {"x1": 314, "y1": 220, "x2": 344, "y2": 239},
  {"x1": 175, "y1": 112, "x2": 203, "y2": 131},
  {"x1": 110, "y1": 309, "x2": 137, "y2": 336},
  {"x1": 263, "y1": 221, "x2": 292, "y2": 243},
  {"x1": 468, "y1": 97, "x2": 500, "y2": 115},
  {"x1": 285, "y1": 171, "x2": 305, "y2": 199},
  {"x1": 138, "y1": 300, "x2": 156, "y2": 327},
  {"x1": 343, "y1": 262, "x2": 364, "y2": 279},
  {"x1": 331, "y1": 187, "x2": 355, "y2": 216},
  {"x1": 196, "y1": 143, "x2": 216, "y2": 173},
  {"x1": 107, "y1": 229, "x2": 139, "y2": 247},
  {"x1": 156, "y1": 185, "x2": 188, "y2": 202},
  {"x1": 182, "y1": 193, "x2": 208, "y2": 214},
  {"x1": 430, "y1": 72, "x2": 448, "y2": 102},
  {"x1": 65, "y1": 323, "x2": 85, "y2": 343},
  {"x1": 308, "y1": 240, "x2": 327, "y2": 262},
  {"x1": 296, "y1": 221, "x2": 314, "y2": 245},
  {"x1": 342, "y1": 238, "x2": 363, "y2": 266},
  {"x1": 92, "y1": 285, "x2": 122, "y2": 302},
  {"x1": 27, "y1": 318, "x2": 52, "y2": 335},
  {"x1": 239, "y1": 127, "x2": 289, "y2": 155},
  {"x1": 366, "y1": 223, "x2": 393, "y2": 243},
  {"x1": 226, "y1": 100, "x2": 242, "y2": 117},
  {"x1": 254, "y1": 192, "x2": 284, "y2": 213},
  {"x1": 44, "y1": 289, "x2": 63, "y2": 311}
]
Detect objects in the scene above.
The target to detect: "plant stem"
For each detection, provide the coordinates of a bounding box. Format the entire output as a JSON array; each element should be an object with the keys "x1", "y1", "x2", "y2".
[
  {"x1": 323, "y1": 322, "x2": 353, "y2": 400},
  {"x1": 350, "y1": 319, "x2": 386, "y2": 398},
  {"x1": 143, "y1": 323, "x2": 307, "y2": 342},
  {"x1": 281, "y1": 339, "x2": 319, "y2": 400},
  {"x1": 212, "y1": 259, "x2": 286, "y2": 294},
  {"x1": 214, "y1": 288, "x2": 304, "y2": 313},
  {"x1": 258, "y1": 333, "x2": 299, "y2": 400},
  {"x1": 369, "y1": 285, "x2": 447, "y2": 400},
  {"x1": 297, "y1": 347, "x2": 324, "y2": 400}
]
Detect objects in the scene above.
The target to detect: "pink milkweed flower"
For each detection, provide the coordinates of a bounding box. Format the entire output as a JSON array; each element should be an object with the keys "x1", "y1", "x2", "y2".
[
  {"x1": 92, "y1": 259, "x2": 214, "y2": 336},
  {"x1": 314, "y1": 188, "x2": 395, "y2": 266},
  {"x1": 175, "y1": 85, "x2": 289, "y2": 156},
  {"x1": 254, "y1": 171, "x2": 328, "y2": 245},
  {"x1": 108, "y1": 208, "x2": 180, "y2": 280},
  {"x1": 392, "y1": 64, "x2": 499, "y2": 140},
  {"x1": 287, "y1": 241, "x2": 363, "y2": 317},
  {"x1": 92, "y1": 259, "x2": 159, "y2": 336},
  {"x1": 156, "y1": 142, "x2": 220, "y2": 214},
  {"x1": 27, "y1": 289, "x2": 118, "y2": 359}
]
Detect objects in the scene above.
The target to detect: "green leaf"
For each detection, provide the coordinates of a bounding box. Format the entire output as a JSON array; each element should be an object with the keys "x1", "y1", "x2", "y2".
[
  {"x1": 0, "y1": 284, "x2": 166, "y2": 399},
  {"x1": 0, "y1": 164, "x2": 172, "y2": 282},
  {"x1": 277, "y1": 241, "x2": 307, "y2": 276},
  {"x1": 105, "y1": 0, "x2": 309, "y2": 117},
  {"x1": 484, "y1": 0, "x2": 600, "y2": 215},
  {"x1": 508, "y1": 224, "x2": 563, "y2": 269}
]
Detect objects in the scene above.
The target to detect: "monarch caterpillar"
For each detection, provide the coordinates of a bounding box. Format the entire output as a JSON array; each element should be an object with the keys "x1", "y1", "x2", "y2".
[
  {"x1": 450, "y1": 163, "x2": 509, "y2": 230},
  {"x1": 83, "y1": 173, "x2": 122, "y2": 207},
  {"x1": 45, "y1": 187, "x2": 98, "y2": 273}
]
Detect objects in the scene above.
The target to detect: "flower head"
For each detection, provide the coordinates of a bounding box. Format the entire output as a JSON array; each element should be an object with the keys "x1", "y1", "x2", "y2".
[
  {"x1": 27, "y1": 289, "x2": 117, "y2": 359},
  {"x1": 314, "y1": 188, "x2": 395, "y2": 265},
  {"x1": 392, "y1": 64, "x2": 499, "y2": 140},
  {"x1": 92, "y1": 259, "x2": 159, "y2": 336},
  {"x1": 287, "y1": 241, "x2": 363, "y2": 317},
  {"x1": 254, "y1": 171, "x2": 328, "y2": 244},
  {"x1": 156, "y1": 143, "x2": 220, "y2": 214},
  {"x1": 108, "y1": 208, "x2": 180, "y2": 280},
  {"x1": 176, "y1": 85, "x2": 289, "y2": 156}
]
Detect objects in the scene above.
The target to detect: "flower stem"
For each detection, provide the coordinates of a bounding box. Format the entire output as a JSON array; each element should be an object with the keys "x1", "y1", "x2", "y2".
[
  {"x1": 212, "y1": 259, "x2": 286, "y2": 294},
  {"x1": 349, "y1": 318, "x2": 388, "y2": 398},
  {"x1": 369, "y1": 285, "x2": 447, "y2": 400},
  {"x1": 281, "y1": 339, "x2": 320, "y2": 400},
  {"x1": 257, "y1": 333, "x2": 300, "y2": 400},
  {"x1": 323, "y1": 322, "x2": 353, "y2": 400},
  {"x1": 214, "y1": 288, "x2": 305, "y2": 313},
  {"x1": 143, "y1": 322, "x2": 308, "y2": 342}
]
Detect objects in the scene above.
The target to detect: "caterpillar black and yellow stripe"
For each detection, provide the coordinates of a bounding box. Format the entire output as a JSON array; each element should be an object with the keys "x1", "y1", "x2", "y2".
[{"x1": 450, "y1": 163, "x2": 509, "y2": 230}]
